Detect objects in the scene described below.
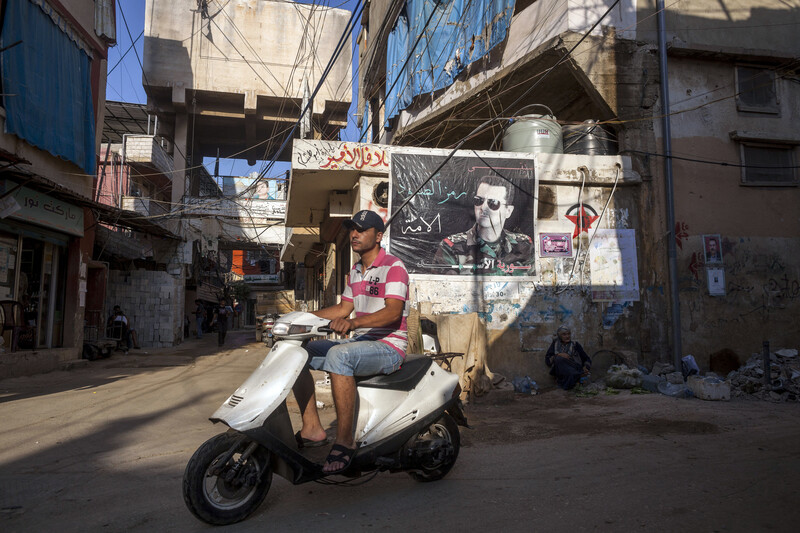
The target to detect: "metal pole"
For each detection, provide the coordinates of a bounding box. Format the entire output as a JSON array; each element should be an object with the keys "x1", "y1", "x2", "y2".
[
  {"x1": 120, "y1": 134, "x2": 128, "y2": 208},
  {"x1": 96, "y1": 141, "x2": 112, "y2": 202},
  {"x1": 762, "y1": 340, "x2": 771, "y2": 389},
  {"x1": 657, "y1": 0, "x2": 682, "y2": 369}
]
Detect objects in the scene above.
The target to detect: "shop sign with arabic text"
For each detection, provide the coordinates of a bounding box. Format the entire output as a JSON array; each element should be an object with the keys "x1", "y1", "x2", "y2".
[
  {"x1": 293, "y1": 140, "x2": 390, "y2": 172},
  {"x1": 2, "y1": 180, "x2": 84, "y2": 236}
]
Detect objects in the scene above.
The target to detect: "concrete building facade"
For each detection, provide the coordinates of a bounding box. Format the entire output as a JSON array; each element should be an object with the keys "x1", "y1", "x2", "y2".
[
  {"x1": 0, "y1": 0, "x2": 115, "y2": 377},
  {"x1": 346, "y1": 0, "x2": 800, "y2": 380},
  {"x1": 142, "y1": 0, "x2": 354, "y2": 205},
  {"x1": 284, "y1": 140, "x2": 642, "y2": 392}
]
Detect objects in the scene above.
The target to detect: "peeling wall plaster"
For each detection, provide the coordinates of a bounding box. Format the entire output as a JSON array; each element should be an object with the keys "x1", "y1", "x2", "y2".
[{"x1": 677, "y1": 236, "x2": 800, "y2": 369}]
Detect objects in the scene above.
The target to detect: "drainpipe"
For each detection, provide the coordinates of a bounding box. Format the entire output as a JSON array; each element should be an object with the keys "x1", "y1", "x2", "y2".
[{"x1": 657, "y1": 0, "x2": 682, "y2": 369}]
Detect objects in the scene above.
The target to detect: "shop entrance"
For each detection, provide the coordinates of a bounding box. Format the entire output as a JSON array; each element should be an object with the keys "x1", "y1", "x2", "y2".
[{"x1": 18, "y1": 239, "x2": 67, "y2": 349}]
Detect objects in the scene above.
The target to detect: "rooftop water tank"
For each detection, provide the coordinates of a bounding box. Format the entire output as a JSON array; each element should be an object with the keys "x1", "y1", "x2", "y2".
[
  {"x1": 562, "y1": 120, "x2": 618, "y2": 155},
  {"x1": 502, "y1": 105, "x2": 563, "y2": 155}
]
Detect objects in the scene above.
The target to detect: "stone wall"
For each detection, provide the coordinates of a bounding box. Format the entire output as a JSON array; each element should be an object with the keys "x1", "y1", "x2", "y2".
[{"x1": 106, "y1": 270, "x2": 185, "y2": 348}]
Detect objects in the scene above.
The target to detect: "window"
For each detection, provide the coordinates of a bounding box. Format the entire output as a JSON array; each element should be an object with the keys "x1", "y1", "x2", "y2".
[
  {"x1": 736, "y1": 66, "x2": 779, "y2": 114},
  {"x1": 739, "y1": 143, "x2": 797, "y2": 186}
]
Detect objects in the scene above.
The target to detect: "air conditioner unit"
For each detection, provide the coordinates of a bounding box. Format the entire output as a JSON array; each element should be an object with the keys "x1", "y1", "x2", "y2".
[{"x1": 329, "y1": 191, "x2": 352, "y2": 218}]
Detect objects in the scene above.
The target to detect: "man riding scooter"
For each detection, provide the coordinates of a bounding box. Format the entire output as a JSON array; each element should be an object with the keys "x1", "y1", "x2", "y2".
[{"x1": 292, "y1": 209, "x2": 409, "y2": 474}]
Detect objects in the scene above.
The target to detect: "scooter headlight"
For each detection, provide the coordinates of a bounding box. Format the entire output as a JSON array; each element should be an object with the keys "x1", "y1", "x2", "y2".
[
  {"x1": 272, "y1": 323, "x2": 290, "y2": 336},
  {"x1": 272, "y1": 323, "x2": 313, "y2": 336}
]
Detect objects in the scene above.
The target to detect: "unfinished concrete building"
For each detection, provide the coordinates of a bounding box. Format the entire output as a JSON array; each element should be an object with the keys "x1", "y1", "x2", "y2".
[
  {"x1": 352, "y1": 0, "x2": 800, "y2": 380},
  {"x1": 142, "y1": 0, "x2": 353, "y2": 205}
]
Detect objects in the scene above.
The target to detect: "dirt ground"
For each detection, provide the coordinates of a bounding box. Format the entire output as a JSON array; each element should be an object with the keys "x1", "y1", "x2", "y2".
[
  {"x1": 463, "y1": 385, "x2": 800, "y2": 448},
  {"x1": 3, "y1": 333, "x2": 800, "y2": 532}
]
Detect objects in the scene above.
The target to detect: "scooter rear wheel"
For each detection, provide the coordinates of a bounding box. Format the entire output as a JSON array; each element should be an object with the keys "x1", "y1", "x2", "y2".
[
  {"x1": 408, "y1": 413, "x2": 460, "y2": 482},
  {"x1": 183, "y1": 432, "x2": 272, "y2": 525}
]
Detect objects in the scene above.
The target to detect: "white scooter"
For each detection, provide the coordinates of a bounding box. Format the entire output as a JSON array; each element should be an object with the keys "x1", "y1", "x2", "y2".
[{"x1": 183, "y1": 311, "x2": 468, "y2": 525}]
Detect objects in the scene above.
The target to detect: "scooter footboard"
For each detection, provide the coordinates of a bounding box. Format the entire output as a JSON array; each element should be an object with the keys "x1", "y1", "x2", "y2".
[{"x1": 242, "y1": 402, "x2": 322, "y2": 485}]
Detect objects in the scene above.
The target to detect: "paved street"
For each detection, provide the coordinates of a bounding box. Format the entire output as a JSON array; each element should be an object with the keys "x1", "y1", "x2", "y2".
[{"x1": 2, "y1": 332, "x2": 799, "y2": 532}]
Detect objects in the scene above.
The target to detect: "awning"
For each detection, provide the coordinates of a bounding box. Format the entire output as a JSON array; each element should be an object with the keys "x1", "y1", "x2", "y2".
[
  {"x1": 90, "y1": 201, "x2": 181, "y2": 239},
  {"x1": 102, "y1": 100, "x2": 152, "y2": 143},
  {"x1": 94, "y1": 225, "x2": 149, "y2": 259},
  {"x1": 280, "y1": 226, "x2": 320, "y2": 263},
  {"x1": 287, "y1": 140, "x2": 393, "y2": 227},
  {"x1": 0, "y1": 158, "x2": 181, "y2": 240}
]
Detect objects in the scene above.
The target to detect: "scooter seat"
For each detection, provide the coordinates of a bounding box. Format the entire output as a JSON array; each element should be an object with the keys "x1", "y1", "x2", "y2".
[{"x1": 356, "y1": 355, "x2": 433, "y2": 391}]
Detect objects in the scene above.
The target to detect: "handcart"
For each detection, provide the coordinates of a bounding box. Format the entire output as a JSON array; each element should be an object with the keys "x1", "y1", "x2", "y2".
[{"x1": 82, "y1": 309, "x2": 121, "y2": 360}]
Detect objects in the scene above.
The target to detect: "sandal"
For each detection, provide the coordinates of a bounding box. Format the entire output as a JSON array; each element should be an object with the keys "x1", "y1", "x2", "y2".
[
  {"x1": 295, "y1": 431, "x2": 329, "y2": 448},
  {"x1": 322, "y1": 443, "x2": 356, "y2": 474}
]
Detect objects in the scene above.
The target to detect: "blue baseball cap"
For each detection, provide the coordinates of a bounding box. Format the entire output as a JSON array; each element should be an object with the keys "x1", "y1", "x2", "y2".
[{"x1": 343, "y1": 210, "x2": 385, "y2": 232}]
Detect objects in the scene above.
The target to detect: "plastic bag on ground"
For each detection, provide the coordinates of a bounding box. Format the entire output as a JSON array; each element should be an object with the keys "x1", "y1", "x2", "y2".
[
  {"x1": 681, "y1": 354, "x2": 700, "y2": 379},
  {"x1": 658, "y1": 380, "x2": 693, "y2": 398},
  {"x1": 512, "y1": 375, "x2": 538, "y2": 395}
]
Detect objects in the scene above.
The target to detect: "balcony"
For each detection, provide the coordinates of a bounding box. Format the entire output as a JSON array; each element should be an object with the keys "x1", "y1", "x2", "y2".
[
  {"x1": 121, "y1": 196, "x2": 169, "y2": 218},
  {"x1": 123, "y1": 135, "x2": 174, "y2": 177}
]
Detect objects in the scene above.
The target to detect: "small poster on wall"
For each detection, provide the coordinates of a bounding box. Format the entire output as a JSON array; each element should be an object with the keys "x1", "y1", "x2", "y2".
[
  {"x1": 703, "y1": 234, "x2": 723, "y2": 264},
  {"x1": 707, "y1": 267, "x2": 726, "y2": 296},
  {"x1": 589, "y1": 229, "x2": 640, "y2": 302},
  {"x1": 539, "y1": 233, "x2": 572, "y2": 257}
]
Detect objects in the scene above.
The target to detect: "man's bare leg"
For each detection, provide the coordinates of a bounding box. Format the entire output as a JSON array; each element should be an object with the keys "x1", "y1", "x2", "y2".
[
  {"x1": 291, "y1": 368, "x2": 327, "y2": 442},
  {"x1": 323, "y1": 372, "x2": 357, "y2": 473}
]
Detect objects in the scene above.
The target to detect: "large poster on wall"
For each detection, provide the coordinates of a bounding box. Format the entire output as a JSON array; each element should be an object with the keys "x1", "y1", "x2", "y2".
[{"x1": 389, "y1": 152, "x2": 536, "y2": 277}]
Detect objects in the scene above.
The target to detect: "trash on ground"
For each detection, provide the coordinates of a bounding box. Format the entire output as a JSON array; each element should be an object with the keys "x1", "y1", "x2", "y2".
[
  {"x1": 511, "y1": 375, "x2": 538, "y2": 395},
  {"x1": 650, "y1": 361, "x2": 675, "y2": 376},
  {"x1": 640, "y1": 373, "x2": 665, "y2": 393},
  {"x1": 605, "y1": 364, "x2": 643, "y2": 389},
  {"x1": 665, "y1": 371, "x2": 685, "y2": 385},
  {"x1": 687, "y1": 374, "x2": 730, "y2": 401},
  {"x1": 681, "y1": 354, "x2": 700, "y2": 379},
  {"x1": 727, "y1": 348, "x2": 800, "y2": 402},
  {"x1": 657, "y1": 380, "x2": 692, "y2": 398}
]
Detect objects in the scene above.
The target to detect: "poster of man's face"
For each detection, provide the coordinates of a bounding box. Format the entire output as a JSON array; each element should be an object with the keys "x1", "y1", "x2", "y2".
[
  {"x1": 703, "y1": 234, "x2": 723, "y2": 263},
  {"x1": 389, "y1": 152, "x2": 537, "y2": 277}
]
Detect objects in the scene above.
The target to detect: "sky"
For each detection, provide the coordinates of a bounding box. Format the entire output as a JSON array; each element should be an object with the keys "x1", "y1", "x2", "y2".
[{"x1": 105, "y1": 0, "x2": 363, "y2": 180}]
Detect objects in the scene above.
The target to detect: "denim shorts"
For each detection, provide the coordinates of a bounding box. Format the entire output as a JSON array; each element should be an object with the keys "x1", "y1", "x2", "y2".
[{"x1": 307, "y1": 336, "x2": 403, "y2": 377}]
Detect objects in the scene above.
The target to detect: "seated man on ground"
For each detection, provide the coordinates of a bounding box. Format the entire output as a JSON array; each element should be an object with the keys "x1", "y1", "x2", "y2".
[
  {"x1": 292, "y1": 210, "x2": 409, "y2": 475},
  {"x1": 545, "y1": 325, "x2": 591, "y2": 390}
]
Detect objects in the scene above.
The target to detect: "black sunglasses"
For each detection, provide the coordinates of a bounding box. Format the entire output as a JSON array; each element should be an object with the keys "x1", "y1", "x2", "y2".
[{"x1": 472, "y1": 195, "x2": 506, "y2": 211}]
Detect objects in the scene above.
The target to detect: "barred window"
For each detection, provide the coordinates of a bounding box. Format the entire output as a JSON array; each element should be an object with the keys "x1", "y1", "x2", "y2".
[
  {"x1": 736, "y1": 66, "x2": 779, "y2": 114},
  {"x1": 740, "y1": 143, "x2": 797, "y2": 186}
]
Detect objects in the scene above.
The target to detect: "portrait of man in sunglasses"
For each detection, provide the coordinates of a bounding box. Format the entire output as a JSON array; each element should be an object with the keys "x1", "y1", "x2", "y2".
[{"x1": 433, "y1": 175, "x2": 534, "y2": 275}]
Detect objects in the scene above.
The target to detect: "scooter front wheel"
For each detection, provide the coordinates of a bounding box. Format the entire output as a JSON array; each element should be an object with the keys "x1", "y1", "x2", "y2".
[{"x1": 183, "y1": 432, "x2": 272, "y2": 525}]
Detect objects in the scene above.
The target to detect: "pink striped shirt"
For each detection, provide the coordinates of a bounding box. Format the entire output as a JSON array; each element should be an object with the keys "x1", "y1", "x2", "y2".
[{"x1": 341, "y1": 248, "x2": 409, "y2": 356}]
